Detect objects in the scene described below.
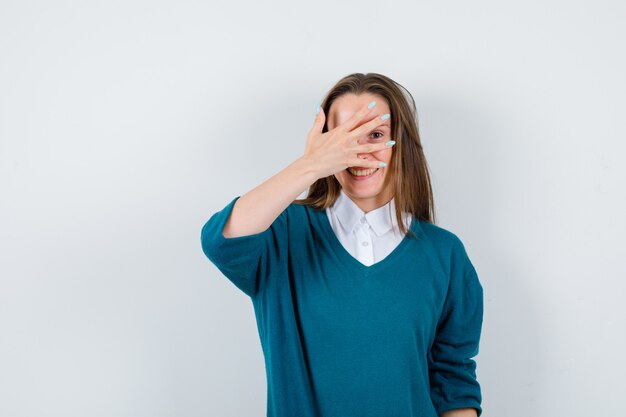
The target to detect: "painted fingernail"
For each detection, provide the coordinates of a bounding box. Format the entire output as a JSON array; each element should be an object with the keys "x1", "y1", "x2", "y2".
[
  {"x1": 379, "y1": 162, "x2": 387, "y2": 167},
  {"x1": 316, "y1": 105, "x2": 320, "y2": 114},
  {"x1": 368, "y1": 101, "x2": 377, "y2": 109},
  {"x1": 386, "y1": 140, "x2": 396, "y2": 147},
  {"x1": 380, "y1": 113, "x2": 390, "y2": 121}
]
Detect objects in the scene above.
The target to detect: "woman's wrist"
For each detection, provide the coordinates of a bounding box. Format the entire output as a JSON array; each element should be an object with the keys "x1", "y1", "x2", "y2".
[{"x1": 291, "y1": 155, "x2": 325, "y2": 184}]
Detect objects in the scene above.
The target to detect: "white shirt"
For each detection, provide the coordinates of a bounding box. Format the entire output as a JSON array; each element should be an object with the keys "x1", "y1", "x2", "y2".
[{"x1": 325, "y1": 189, "x2": 413, "y2": 266}]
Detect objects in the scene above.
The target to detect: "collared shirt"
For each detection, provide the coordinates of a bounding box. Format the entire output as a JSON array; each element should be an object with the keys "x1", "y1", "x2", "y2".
[{"x1": 325, "y1": 189, "x2": 413, "y2": 266}]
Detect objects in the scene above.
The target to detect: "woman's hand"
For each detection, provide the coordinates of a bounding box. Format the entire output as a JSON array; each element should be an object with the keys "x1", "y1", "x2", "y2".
[{"x1": 302, "y1": 101, "x2": 395, "y2": 179}]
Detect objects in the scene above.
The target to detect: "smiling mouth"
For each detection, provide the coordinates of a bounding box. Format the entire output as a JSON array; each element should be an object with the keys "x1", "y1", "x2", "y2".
[{"x1": 346, "y1": 167, "x2": 379, "y2": 177}]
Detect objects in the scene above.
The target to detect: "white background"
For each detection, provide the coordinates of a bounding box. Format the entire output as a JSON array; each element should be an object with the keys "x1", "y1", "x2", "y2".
[{"x1": 1, "y1": 0, "x2": 624, "y2": 416}]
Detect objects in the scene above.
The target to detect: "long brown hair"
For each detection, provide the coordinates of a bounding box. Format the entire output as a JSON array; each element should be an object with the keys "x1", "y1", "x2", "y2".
[{"x1": 294, "y1": 72, "x2": 436, "y2": 238}]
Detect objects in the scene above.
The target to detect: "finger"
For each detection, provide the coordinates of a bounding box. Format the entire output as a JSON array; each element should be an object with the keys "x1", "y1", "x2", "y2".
[
  {"x1": 348, "y1": 157, "x2": 387, "y2": 169},
  {"x1": 336, "y1": 100, "x2": 377, "y2": 133},
  {"x1": 349, "y1": 112, "x2": 391, "y2": 138},
  {"x1": 355, "y1": 140, "x2": 396, "y2": 155},
  {"x1": 309, "y1": 104, "x2": 326, "y2": 135}
]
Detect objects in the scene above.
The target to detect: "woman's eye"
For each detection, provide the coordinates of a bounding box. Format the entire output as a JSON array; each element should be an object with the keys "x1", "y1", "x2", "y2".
[{"x1": 369, "y1": 131, "x2": 384, "y2": 141}]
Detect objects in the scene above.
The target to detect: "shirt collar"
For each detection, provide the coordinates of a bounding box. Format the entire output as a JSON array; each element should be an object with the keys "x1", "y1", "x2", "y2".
[{"x1": 331, "y1": 189, "x2": 412, "y2": 237}]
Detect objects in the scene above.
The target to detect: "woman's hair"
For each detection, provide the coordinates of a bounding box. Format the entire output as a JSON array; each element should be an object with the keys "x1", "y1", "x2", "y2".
[{"x1": 294, "y1": 72, "x2": 436, "y2": 238}]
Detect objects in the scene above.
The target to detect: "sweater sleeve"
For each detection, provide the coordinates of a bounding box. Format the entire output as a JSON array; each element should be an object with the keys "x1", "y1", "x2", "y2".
[
  {"x1": 200, "y1": 195, "x2": 288, "y2": 298},
  {"x1": 428, "y1": 237, "x2": 484, "y2": 417}
]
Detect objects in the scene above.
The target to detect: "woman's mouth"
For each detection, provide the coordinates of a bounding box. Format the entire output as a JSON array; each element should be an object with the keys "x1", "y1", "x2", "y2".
[{"x1": 346, "y1": 167, "x2": 379, "y2": 179}]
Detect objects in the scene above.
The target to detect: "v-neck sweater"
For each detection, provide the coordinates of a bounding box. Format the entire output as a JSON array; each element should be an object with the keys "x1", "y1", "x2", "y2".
[{"x1": 200, "y1": 195, "x2": 484, "y2": 417}]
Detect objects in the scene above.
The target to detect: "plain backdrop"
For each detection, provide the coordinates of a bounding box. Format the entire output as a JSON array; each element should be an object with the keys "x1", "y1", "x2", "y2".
[{"x1": 1, "y1": 0, "x2": 624, "y2": 416}]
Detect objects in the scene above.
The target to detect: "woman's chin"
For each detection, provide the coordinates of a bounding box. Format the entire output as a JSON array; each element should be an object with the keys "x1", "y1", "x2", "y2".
[{"x1": 341, "y1": 181, "x2": 384, "y2": 198}]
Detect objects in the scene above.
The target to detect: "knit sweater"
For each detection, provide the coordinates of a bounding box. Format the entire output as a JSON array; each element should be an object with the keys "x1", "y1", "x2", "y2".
[{"x1": 200, "y1": 195, "x2": 484, "y2": 417}]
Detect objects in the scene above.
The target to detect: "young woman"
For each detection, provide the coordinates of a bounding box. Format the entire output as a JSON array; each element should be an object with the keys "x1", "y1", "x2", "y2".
[{"x1": 201, "y1": 73, "x2": 484, "y2": 417}]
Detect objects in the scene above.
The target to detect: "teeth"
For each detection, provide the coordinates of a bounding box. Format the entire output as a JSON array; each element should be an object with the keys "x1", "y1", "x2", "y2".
[{"x1": 348, "y1": 167, "x2": 378, "y2": 176}]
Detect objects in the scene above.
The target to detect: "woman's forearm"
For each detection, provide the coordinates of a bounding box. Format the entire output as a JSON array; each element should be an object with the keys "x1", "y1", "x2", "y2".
[{"x1": 222, "y1": 156, "x2": 321, "y2": 238}]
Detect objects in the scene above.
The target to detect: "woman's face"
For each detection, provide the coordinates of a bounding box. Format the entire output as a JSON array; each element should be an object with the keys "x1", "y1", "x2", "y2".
[{"x1": 327, "y1": 92, "x2": 394, "y2": 213}]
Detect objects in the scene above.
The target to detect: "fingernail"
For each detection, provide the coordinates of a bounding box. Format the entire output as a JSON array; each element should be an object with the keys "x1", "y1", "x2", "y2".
[
  {"x1": 380, "y1": 113, "x2": 390, "y2": 121},
  {"x1": 379, "y1": 162, "x2": 387, "y2": 167},
  {"x1": 386, "y1": 140, "x2": 396, "y2": 147},
  {"x1": 316, "y1": 104, "x2": 320, "y2": 114},
  {"x1": 368, "y1": 101, "x2": 377, "y2": 109}
]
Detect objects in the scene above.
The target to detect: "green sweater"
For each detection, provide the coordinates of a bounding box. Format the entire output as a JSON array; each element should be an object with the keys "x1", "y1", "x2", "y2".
[{"x1": 201, "y1": 195, "x2": 484, "y2": 417}]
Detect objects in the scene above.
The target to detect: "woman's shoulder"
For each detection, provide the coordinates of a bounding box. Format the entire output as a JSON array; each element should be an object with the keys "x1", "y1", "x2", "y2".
[
  {"x1": 416, "y1": 219, "x2": 467, "y2": 252},
  {"x1": 417, "y1": 220, "x2": 477, "y2": 279}
]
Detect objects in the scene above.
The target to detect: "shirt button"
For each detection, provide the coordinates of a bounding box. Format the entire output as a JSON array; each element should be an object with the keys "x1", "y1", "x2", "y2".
[
  {"x1": 362, "y1": 241, "x2": 369, "y2": 246},
  {"x1": 360, "y1": 217, "x2": 367, "y2": 224}
]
